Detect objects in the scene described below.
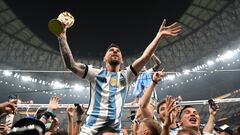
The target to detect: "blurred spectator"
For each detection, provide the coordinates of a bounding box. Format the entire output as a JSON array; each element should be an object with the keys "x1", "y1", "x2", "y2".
[
  {"x1": 120, "y1": 126, "x2": 128, "y2": 135},
  {"x1": 39, "y1": 96, "x2": 60, "y2": 135},
  {"x1": 0, "y1": 99, "x2": 17, "y2": 134},
  {"x1": 214, "y1": 124, "x2": 233, "y2": 135},
  {"x1": 0, "y1": 123, "x2": 9, "y2": 135},
  {"x1": 160, "y1": 96, "x2": 178, "y2": 135},
  {"x1": 66, "y1": 104, "x2": 85, "y2": 135},
  {"x1": 136, "y1": 118, "x2": 161, "y2": 135},
  {"x1": 0, "y1": 101, "x2": 16, "y2": 115},
  {"x1": 8, "y1": 117, "x2": 45, "y2": 135}
]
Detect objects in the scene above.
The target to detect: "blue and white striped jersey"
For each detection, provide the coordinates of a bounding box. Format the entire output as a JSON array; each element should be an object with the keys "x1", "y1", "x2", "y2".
[{"x1": 84, "y1": 65, "x2": 136, "y2": 120}]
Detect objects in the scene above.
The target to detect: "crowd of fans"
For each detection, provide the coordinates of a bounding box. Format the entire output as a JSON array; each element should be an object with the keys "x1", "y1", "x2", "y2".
[
  {"x1": 0, "y1": 92, "x2": 239, "y2": 135},
  {"x1": 0, "y1": 16, "x2": 238, "y2": 135}
]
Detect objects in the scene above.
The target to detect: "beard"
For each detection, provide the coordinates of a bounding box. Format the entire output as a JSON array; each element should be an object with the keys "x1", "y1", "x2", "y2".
[{"x1": 109, "y1": 59, "x2": 120, "y2": 67}]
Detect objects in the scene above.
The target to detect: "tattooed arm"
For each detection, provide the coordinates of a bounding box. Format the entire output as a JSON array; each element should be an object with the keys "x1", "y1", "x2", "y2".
[{"x1": 58, "y1": 29, "x2": 87, "y2": 78}]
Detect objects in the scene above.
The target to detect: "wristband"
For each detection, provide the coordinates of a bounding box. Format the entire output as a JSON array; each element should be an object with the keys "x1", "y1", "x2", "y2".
[
  {"x1": 47, "y1": 108, "x2": 53, "y2": 113},
  {"x1": 76, "y1": 120, "x2": 82, "y2": 123},
  {"x1": 152, "y1": 78, "x2": 158, "y2": 84},
  {"x1": 42, "y1": 115, "x2": 48, "y2": 121},
  {"x1": 42, "y1": 111, "x2": 56, "y2": 120}
]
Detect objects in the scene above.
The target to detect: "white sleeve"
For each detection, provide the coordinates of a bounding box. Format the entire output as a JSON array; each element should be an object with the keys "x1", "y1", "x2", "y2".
[
  {"x1": 126, "y1": 66, "x2": 137, "y2": 84},
  {"x1": 147, "y1": 68, "x2": 154, "y2": 73},
  {"x1": 84, "y1": 65, "x2": 100, "y2": 83}
]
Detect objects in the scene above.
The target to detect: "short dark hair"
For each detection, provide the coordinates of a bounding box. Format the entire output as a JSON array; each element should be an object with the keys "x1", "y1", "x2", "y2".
[
  {"x1": 179, "y1": 105, "x2": 194, "y2": 119},
  {"x1": 11, "y1": 117, "x2": 46, "y2": 134},
  {"x1": 142, "y1": 118, "x2": 161, "y2": 135},
  {"x1": 106, "y1": 43, "x2": 121, "y2": 52},
  {"x1": 214, "y1": 124, "x2": 233, "y2": 135},
  {"x1": 156, "y1": 99, "x2": 166, "y2": 114}
]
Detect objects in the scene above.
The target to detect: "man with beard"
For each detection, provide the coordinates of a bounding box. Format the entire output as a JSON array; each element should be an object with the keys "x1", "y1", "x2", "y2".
[{"x1": 57, "y1": 19, "x2": 181, "y2": 134}]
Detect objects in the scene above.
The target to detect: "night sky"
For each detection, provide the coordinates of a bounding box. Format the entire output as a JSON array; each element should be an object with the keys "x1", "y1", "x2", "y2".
[{"x1": 5, "y1": 0, "x2": 192, "y2": 58}]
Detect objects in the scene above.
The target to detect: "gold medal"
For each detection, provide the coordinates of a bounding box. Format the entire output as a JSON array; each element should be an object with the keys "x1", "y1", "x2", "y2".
[{"x1": 110, "y1": 77, "x2": 117, "y2": 86}]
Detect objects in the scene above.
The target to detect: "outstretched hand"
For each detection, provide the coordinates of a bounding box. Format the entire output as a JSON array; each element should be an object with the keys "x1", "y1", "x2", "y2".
[
  {"x1": 0, "y1": 123, "x2": 9, "y2": 134},
  {"x1": 208, "y1": 105, "x2": 219, "y2": 117},
  {"x1": 48, "y1": 96, "x2": 60, "y2": 111},
  {"x1": 76, "y1": 104, "x2": 85, "y2": 120},
  {"x1": 0, "y1": 101, "x2": 16, "y2": 114},
  {"x1": 163, "y1": 96, "x2": 177, "y2": 127},
  {"x1": 66, "y1": 105, "x2": 75, "y2": 117},
  {"x1": 152, "y1": 69, "x2": 164, "y2": 82},
  {"x1": 159, "y1": 19, "x2": 181, "y2": 37}
]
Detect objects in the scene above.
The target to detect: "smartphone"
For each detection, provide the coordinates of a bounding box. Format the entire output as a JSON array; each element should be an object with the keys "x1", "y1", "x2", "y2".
[
  {"x1": 130, "y1": 110, "x2": 136, "y2": 121},
  {"x1": 74, "y1": 103, "x2": 84, "y2": 115},
  {"x1": 174, "y1": 96, "x2": 182, "y2": 108},
  {"x1": 208, "y1": 99, "x2": 219, "y2": 111}
]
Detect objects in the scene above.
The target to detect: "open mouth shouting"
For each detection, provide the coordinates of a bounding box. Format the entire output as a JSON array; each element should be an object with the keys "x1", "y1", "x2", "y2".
[{"x1": 189, "y1": 117, "x2": 197, "y2": 124}]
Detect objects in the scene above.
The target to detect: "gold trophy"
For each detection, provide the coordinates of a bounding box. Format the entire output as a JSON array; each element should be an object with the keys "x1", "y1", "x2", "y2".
[{"x1": 48, "y1": 11, "x2": 75, "y2": 36}]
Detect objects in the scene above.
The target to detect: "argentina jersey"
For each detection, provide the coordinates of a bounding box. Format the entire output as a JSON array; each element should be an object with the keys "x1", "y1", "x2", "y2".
[{"x1": 82, "y1": 65, "x2": 136, "y2": 133}]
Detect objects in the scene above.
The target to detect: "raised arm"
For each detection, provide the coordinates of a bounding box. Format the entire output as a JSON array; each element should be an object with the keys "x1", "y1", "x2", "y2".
[
  {"x1": 151, "y1": 53, "x2": 161, "y2": 71},
  {"x1": 58, "y1": 29, "x2": 87, "y2": 78},
  {"x1": 161, "y1": 96, "x2": 176, "y2": 135},
  {"x1": 139, "y1": 70, "x2": 164, "y2": 111},
  {"x1": 203, "y1": 105, "x2": 218, "y2": 134},
  {"x1": 66, "y1": 106, "x2": 74, "y2": 135},
  {"x1": 132, "y1": 19, "x2": 181, "y2": 73},
  {"x1": 73, "y1": 104, "x2": 85, "y2": 135},
  {"x1": 0, "y1": 101, "x2": 16, "y2": 115}
]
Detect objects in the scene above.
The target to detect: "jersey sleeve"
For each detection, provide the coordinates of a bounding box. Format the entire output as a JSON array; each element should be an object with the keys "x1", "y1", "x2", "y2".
[
  {"x1": 84, "y1": 65, "x2": 100, "y2": 83},
  {"x1": 125, "y1": 65, "x2": 138, "y2": 84}
]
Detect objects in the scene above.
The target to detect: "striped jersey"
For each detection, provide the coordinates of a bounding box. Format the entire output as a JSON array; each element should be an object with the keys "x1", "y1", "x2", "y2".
[
  {"x1": 84, "y1": 65, "x2": 136, "y2": 120},
  {"x1": 132, "y1": 68, "x2": 153, "y2": 97}
]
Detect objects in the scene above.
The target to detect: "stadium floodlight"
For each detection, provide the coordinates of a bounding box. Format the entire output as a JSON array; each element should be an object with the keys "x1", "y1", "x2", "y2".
[
  {"x1": 176, "y1": 72, "x2": 182, "y2": 77},
  {"x1": 183, "y1": 70, "x2": 190, "y2": 75},
  {"x1": 219, "y1": 50, "x2": 234, "y2": 61},
  {"x1": 73, "y1": 84, "x2": 84, "y2": 91},
  {"x1": 234, "y1": 48, "x2": 240, "y2": 54},
  {"x1": 53, "y1": 81, "x2": 64, "y2": 89},
  {"x1": 207, "y1": 60, "x2": 214, "y2": 66},
  {"x1": 167, "y1": 75, "x2": 175, "y2": 81},
  {"x1": 21, "y1": 76, "x2": 31, "y2": 82},
  {"x1": 3, "y1": 70, "x2": 12, "y2": 76}
]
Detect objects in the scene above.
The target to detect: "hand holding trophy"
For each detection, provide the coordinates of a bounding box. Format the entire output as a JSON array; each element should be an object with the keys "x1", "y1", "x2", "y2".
[{"x1": 48, "y1": 11, "x2": 74, "y2": 36}]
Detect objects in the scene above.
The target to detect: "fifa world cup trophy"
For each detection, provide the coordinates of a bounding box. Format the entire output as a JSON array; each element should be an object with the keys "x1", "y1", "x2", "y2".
[{"x1": 48, "y1": 11, "x2": 75, "y2": 36}]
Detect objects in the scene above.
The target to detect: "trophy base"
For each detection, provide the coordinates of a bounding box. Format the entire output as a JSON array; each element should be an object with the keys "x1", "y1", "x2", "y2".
[{"x1": 48, "y1": 19, "x2": 64, "y2": 36}]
